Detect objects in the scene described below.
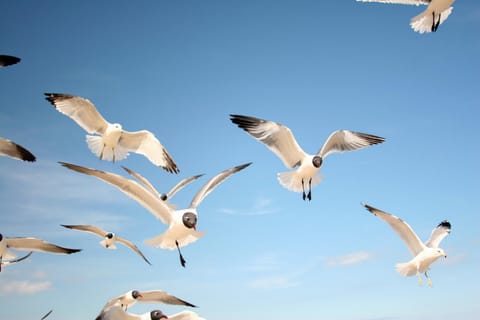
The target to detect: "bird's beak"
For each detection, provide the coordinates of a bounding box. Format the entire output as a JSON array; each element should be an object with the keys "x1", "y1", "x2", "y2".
[
  {"x1": 138, "y1": 293, "x2": 143, "y2": 298},
  {"x1": 161, "y1": 316, "x2": 168, "y2": 319}
]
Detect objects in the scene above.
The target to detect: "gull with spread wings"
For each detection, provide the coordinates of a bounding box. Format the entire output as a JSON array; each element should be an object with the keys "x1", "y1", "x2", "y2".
[
  {"x1": 60, "y1": 162, "x2": 251, "y2": 267},
  {"x1": 230, "y1": 114, "x2": 384, "y2": 201},
  {"x1": 45, "y1": 93, "x2": 179, "y2": 173},
  {"x1": 96, "y1": 301, "x2": 204, "y2": 320},
  {"x1": 363, "y1": 203, "x2": 451, "y2": 286}
]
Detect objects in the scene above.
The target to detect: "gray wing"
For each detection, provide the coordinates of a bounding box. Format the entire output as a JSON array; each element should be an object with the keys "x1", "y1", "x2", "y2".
[
  {"x1": 363, "y1": 203, "x2": 425, "y2": 257},
  {"x1": 0, "y1": 137, "x2": 36, "y2": 162},
  {"x1": 168, "y1": 311, "x2": 206, "y2": 320},
  {"x1": 116, "y1": 236, "x2": 152, "y2": 265},
  {"x1": 61, "y1": 224, "x2": 108, "y2": 238},
  {"x1": 44, "y1": 93, "x2": 110, "y2": 134},
  {"x1": 138, "y1": 290, "x2": 197, "y2": 307},
  {"x1": 122, "y1": 166, "x2": 161, "y2": 198},
  {"x1": 317, "y1": 130, "x2": 385, "y2": 159},
  {"x1": 6, "y1": 237, "x2": 81, "y2": 254},
  {"x1": 59, "y1": 162, "x2": 174, "y2": 224},
  {"x1": 0, "y1": 55, "x2": 21, "y2": 67},
  {"x1": 425, "y1": 220, "x2": 451, "y2": 248},
  {"x1": 190, "y1": 162, "x2": 252, "y2": 209},
  {"x1": 167, "y1": 174, "x2": 204, "y2": 200},
  {"x1": 356, "y1": 0, "x2": 429, "y2": 5},
  {"x1": 230, "y1": 114, "x2": 307, "y2": 168},
  {"x1": 119, "y1": 130, "x2": 179, "y2": 173}
]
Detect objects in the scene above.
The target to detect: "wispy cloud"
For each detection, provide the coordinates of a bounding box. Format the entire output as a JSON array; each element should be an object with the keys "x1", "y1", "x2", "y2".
[
  {"x1": 248, "y1": 275, "x2": 301, "y2": 289},
  {"x1": 218, "y1": 196, "x2": 279, "y2": 216},
  {"x1": 325, "y1": 251, "x2": 375, "y2": 267},
  {"x1": 0, "y1": 280, "x2": 52, "y2": 295}
]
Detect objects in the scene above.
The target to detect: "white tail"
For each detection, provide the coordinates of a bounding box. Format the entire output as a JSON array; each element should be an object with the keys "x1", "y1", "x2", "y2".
[
  {"x1": 395, "y1": 262, "x2": 416, "y2": 277},
  {"x1": 99, "y1": 239, "x2": 116, "y2": 249},
  {"x1": 86, "y1": 135, "x2": 129, "y2": 162},
  {"x1": 144, "y1": 231, "x2": 206, "y2": 250},
  {"x1": 410, "y1": 7, "x2": 453, "y2": 34},
  {"x1": 277, "y1": 171, "x2": 323, "y2": 192},
  {"x1": 1, "y1": 249, "x2": 17, "y2": 260}
]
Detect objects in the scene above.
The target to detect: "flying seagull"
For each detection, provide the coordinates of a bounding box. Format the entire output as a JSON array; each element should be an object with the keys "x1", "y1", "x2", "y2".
[
  {"x1": 356, "y1": 0, "x2": 456, "y2": 33},
  {"x1": 230, "y1": 114, "x2": 384, "y2": 201},
  {"x1": 363, "y1": 203, "x2": 451, "y2": 286},
  {"x1": 102, "y1": 289, "x2": 197, "y2": 311},
  {"x1": 60, "y1": 161, "x2": 251, "y2": 267},
  {"x1": 0, "y1": 251, "x2": 33, "y2": 270},
  {"x1": 96, "y1": 302, "x2": 205, "y2": 320},
  {"x1": 44, "y1": 93, "x2": 179, "y2": 173},
  {"x1": 122, "y1": 166, "x2": 204, "y2": 206},
  {"x1": 0, "y1": 55, "x2": 21, "y2": 67},
  {"x1": 61, "y1": 224, "x2": 152, "y2": 265},
  {"x1": 0, "y1": 137, "x2": 36, "y2": 162},
  {"x1": 0, "y1": 233, "x2": 81, "y2": 272}
]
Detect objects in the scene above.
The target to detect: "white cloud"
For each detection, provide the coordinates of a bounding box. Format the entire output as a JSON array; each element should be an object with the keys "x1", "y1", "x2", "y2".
[
  {"x1": 325, "y1": 251, "x2": 374, "y2": 267},
  {"x1": 218, "y1": 196, "x2": 279, "y2": 216},
  {"x1": 0, "y1": 280, "x2": 52, "y2": 295}
]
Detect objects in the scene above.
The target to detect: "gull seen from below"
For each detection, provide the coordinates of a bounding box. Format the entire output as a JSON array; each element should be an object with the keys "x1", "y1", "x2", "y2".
[
  {"x1": 60, "y1": 162, "x2": 251, "y2": 267},
  {"x1": 96, "y1": 302, "x2": 205, "y2": 320},
  {"x1": 362, "y1": 203, "x2": 451, "y2": 286},
  {"x1": 0, "y1": 251, "x2": 32, "y2": 270},
  {"x1": 356, "y1": 0, "x2": 456, "y2": 33},
  {"x1": 230, "y1": 114, "x2": 384, "y2": 201},
  {"x1": 61, "y1": 224, "x2": 152, "y2": 265},
  {"x1": 45, "y1": 93, "x2": 179, "y2": 173},
  {"x1": 102, "y1": 289, "x2": 197, "y2": 311}
]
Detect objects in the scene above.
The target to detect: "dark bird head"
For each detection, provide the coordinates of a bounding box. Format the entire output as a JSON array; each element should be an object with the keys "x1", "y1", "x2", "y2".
[
  {"x1": 132, "y1": 290, "x2": 143, "y2": 299},
  {"x1": 182, "y1": 212, "x2": 197, "y2": 229},
  {"x1": 312, "y1": 156, "x2": 322, "y2": 168},
  {"x1": 151, "y1": 310, "x2": 168, "y2": 320},
  {"x1": 105, "y1": 233, "x2": 114, "y2": 239},
  {"x1": 0, "y1": 234, "x2": 3, "y2": 241},
  {"x1": 160, "y1": 194, "x2": 168, "y2": 201}
]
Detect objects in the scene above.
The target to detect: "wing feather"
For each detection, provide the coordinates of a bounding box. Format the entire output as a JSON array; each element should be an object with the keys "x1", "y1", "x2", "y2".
[
  {"x1": 59, "y1": 162, "x2": 174, "y2": 225},
  {"x1": 0, "y1": 137, "x2": 36, "y2": 162},
  {"x1": 44, "y1": 93, "x2": 109, "y2": 134},
  {"x1": 363, "y1": 203, "x2": 425, "y2": 256},
  {"x1": 6, "y1": 237, "x2": 81, "y2": 254},
  {"x1": 122, "y1": 166, "x2": 162, "y2": 198},
  {"x1": 138, "y1": 290, "x2": 197, "y2": 307},
  {"x1": 116, "y1": 237, "x2": 152, "y2": 265},
  {"x1": 167, "y1": 174, "x2": 204, "y2": 199},
  {"x1": 230, "y1": 114, "x2": 307, "y2": 168},
  {"x1": 318, "y1": 130, "x2": 385, "y2": 159},
  {"x1": 61, "y1": 224, "x2": 108, "y2": 237},
  {"x1": 425, "y1": 220, "x2": 451, "y2": 248},
  {"x1": 168, "y1": 311, "x2": 206, "y2": 320},
  {"x1": 0, "y1": 55, "x2": 21, "y2": 67},
  {"x1": 356, "y1": 0, "x2": 429, "y2": 6}
]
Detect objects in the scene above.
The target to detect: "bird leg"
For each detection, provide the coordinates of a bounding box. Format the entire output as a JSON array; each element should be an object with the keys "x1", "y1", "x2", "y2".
[
  {"x1": 431, "y1": 12, "x2": 441, "y2": 32},
  {"x1": 301, "y1": 179, "x2": 306, "y2": 200},
  {"x1": 307, "y1": 178, "x2": 312, "y2": 201},
  {"x1": 416, "y1": 270, "x2": 423, "y2": 286},
  {"x1": 176, "y1": 240, "x2": 186, "y2": 267},
  {"x1": 434, "y1": 13, "x2": 441, "y2": 32},
  {"x1": 425, "y1": 271, "x2": 433, "y2": 287}
]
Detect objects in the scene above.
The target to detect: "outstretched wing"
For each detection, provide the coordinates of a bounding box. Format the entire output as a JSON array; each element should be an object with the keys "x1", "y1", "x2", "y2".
[
  {"x1": 363, "y1": 203, "x2": 425, "y2": 257},
  {"x1": 425, "y1": 220, "x2": 451, "y2": 248},
  {"x1": 356, "y1": 0, "x2": 429, "y2": 6},
  {"x1": 116, "y1": 236, "x2": 152, "y2": 265},
  {"x1": 6, "y1": 237, "x2": 81, "y2": 254},
  {"x1": 1, "y1": 251, "x2": 33, "y2": 266},
  {"x1": 0, "y1": 137, "x2": 36, "y2": 162},
  {"x1": 138, "y1": 290, "x2": 197, "y2": 307},
  {"x1": 44, "y1": 93, "x2": 109, "y2": 135},
  {"x1": 168, "y1": 311, "x2": 206, "y2": 320},
  {"x1": 0, "y1": 55, "x2": 21, "y2": 67},
  {"x1": 230, "y1": 114, "x2": 307, "y2": 168},
  {"x1": 61, "y1": 224, "x2": 108, "y2": 238},
  {"x1": 59, "y1": 162, "x2": 174, "y2": 225},
  {"x1": 122, "y1": 166, "x2": 161, "y2": 198},
  {"x1": 317, "y1": 130, "x2": 385, "y2": 159},
  {"x1": 119, "y1": 130, "x2": 179, "y2": 173},
  {"x1": 167, "y1": 174, "x2": 204, "y2": 200},
  {"x1": 190, "y1": 162, "x2": 252, "y2": 209}
]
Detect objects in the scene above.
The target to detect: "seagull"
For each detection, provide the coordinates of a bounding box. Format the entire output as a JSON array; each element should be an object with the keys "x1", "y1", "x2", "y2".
[
  {"x1": 0, "y1": 251, "x2": 33, "y2": 270},
  {"x1": 44, "y1": 93, "x2": 179, "y2": 173},
  {"x1": 102, "y1": 289, "x2": 197, "y2": 311},
  {"x1": 60, "y1": 161, "x2": 251, "y2": 267},
  {"x1": 0, "y1": 55, "x2": 21, "y2": 67},
  {"x1": 61, "y1": 224, "x2": 152, "y2": 265},
  {"x1": 0, "y1": 137, "x2": 36, "y2": 162},
  {"x1": 40, "y1": 310, "x2": 53, "y2": 320},
  {"x1": 230, "y1": 114, "x2": 384, "y2": 201},
  {"x1": 0, "y1": 233, "x2": 81, "y2": 272},
  {"x1": 356, "y1": 0, "x2": 456, "y2": 33},
  {"x1": 121, "y1": 166, "x2": 204, "y2": 207},
  {"x1": 363, "y1": 203, "x2": 451, "y2": 286},
  {"x1": 96, "y1": 302, "x2": 205, "y2": 320}
]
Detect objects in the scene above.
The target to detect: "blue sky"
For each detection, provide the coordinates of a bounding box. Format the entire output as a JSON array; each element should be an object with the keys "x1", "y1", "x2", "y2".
[{"x1": 1, "y1": 1, "x2": 479, "y2": 319}]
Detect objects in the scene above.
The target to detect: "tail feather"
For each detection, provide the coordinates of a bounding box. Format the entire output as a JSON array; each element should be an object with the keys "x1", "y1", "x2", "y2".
[
  {"x1": 410, "y1": 7, "x2": 453, "y2": 34},
  {"x1": 1, "y1": 249, "x2": 17, "y2": 260},
  {"x1": 86, "y1": 135, "x2": 129, "y2": 162},
  {"x1": 144, "y1": 231, "x2": 206, "y2": 250},
  {"x1": 395, "y1": 262, "x2": 416, "y2": 277},
  {"x1": 277, "y1": 171, "x2": 323, "y2": 192},
  {"x1": 99, "y1": 239, "x2": 116, "y2": 249}
]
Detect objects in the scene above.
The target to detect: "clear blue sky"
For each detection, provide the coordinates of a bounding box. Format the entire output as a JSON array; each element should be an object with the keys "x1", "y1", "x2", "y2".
[{"x1": 1, "y1": 1, "x2": 479, "y2": 319}]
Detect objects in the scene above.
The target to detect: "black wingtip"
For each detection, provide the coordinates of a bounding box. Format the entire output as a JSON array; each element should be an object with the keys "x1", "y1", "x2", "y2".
[
  {"x1": 15, "y1": 144, "x2": 36, "y2": 162},
  {"x1": 0, "y1": 55, "x2": 21, "y2": 67},
  {"x1": 438, "y1": 220, "x2": 451, "y2": 229}
]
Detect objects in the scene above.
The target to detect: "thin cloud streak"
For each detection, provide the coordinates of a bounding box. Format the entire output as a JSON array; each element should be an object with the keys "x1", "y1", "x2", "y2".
[
  {"x1": 325, "y1": 251, "x2": 375, "y2": 267},
  {"x1": 0, "y1": 280, "x2": 53, "y2": 295},
  {"x1": 218, "y1": 197, "x2": 280, "y2": 216}
]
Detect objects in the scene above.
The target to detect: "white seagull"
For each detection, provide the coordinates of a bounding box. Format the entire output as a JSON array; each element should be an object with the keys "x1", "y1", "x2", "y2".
[
  {"x1": 356, "y1": 0, "x2": 456, "y2": 33},
  {"x1": 0, "y1": 55, "x2": 21, "y2": 67},
  {"x1": 60, "y1": 162, "x2": 251, "y2": 267},
  {"x1": 230, "y1": 114, "x2": 384, "y2": 201},
  {"x1": 363, "y1": 203, "x2": 451, "y2": 286},
  {"x1": 45, "y1": 93, "x2": 179, "y2": 173},
  {"x1": 0, "y1": 137, "x2": 36, "y2": 162},
  {"x1": 0, "y1": 251, "x2": 33, "y2": 270},
  {"x1": 0, "y1": 233, "x2": 81, "y2": 272},
  {"x1": 97, "y1": 302, "x2": 205, "y2": 320},
  {"x1": 61, "y1": 224, "x2": 151, "y2": 265},
  {"x1": 102, "y1": 289, "x2": 197, "y2": 311}
]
